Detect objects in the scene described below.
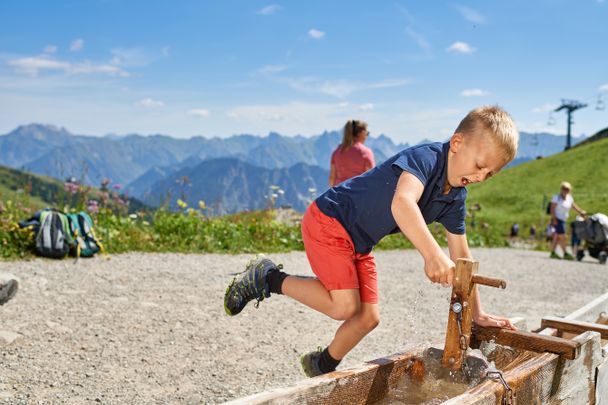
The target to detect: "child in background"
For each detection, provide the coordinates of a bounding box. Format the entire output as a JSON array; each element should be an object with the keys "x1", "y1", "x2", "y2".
[{"x1": 225, "y1": 106, "x2": 519, "y2": 377}]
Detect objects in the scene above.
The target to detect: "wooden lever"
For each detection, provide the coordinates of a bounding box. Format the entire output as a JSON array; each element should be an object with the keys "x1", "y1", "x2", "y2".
[
  {"x1": 442, "y1": 259, "x2": 507, "y2": 370},
  {"x1": 471, "y1": 274, "x2": 506, "y2": 289},
  {"x1": 472, "y1": 324, "x2": 581, "y2": 360}
]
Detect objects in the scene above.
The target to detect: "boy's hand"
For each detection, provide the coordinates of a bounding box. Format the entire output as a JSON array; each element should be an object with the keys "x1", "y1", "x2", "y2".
[
  {"x1": 473, "y1": 311, "x2": 517, "y2": 330},
  {"x1": 424, "y1": 253, "x2": 455, "y2": 287}
]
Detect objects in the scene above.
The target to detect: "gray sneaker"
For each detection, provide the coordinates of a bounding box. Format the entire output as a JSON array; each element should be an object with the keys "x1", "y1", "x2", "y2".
[
  {"x1": 300, "y1": 348, "x2": 325, "y2": 377},
  {"x1": 224, "y1": 256, "x2": 281, "y2": 316},
  {"x1": 0, "y1": 273, "x2": 19, "y2": 305}
]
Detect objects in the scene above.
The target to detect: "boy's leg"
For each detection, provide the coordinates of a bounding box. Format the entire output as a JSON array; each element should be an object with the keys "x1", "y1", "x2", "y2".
[
  {"x1": 327, "y1": 302, "x2": 380, "y2": 360},
  {"x1": 327, "y1": 251, "x2": 379, "y2": 360},
  {"x1": 282, "y1": 278, "x2": 360, "y2": 320}
]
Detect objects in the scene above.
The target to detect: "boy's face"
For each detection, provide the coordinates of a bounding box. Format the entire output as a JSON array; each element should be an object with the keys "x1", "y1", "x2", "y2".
[{"x1": 447, "y1": 130, "x2": 507, "y2": 188}]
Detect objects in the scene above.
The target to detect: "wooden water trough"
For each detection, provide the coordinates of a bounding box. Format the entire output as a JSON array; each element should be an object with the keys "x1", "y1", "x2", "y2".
[{"x1": 226, "y1": 261, "x2": 608, "y2": 404}]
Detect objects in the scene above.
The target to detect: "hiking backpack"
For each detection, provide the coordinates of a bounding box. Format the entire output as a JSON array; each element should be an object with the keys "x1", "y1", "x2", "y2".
[
  {"x1": 66, "y1": 211, "x2": 103, "y2": 258},
  {"x1": 19, "y1": 209, "x2": 75, "y2": 259}
]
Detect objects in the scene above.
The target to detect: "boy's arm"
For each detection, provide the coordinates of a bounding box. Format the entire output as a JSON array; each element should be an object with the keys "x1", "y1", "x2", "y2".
[
  {"x1": 446, "y1": 230, "x2": 516, "y2": 330},
  {"x1": 391, "y1": 172, "x2": 454, "y2": 286}
]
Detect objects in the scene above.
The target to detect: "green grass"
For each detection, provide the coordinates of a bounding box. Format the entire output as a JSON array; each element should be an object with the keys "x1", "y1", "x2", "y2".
[{"x1": 466, "y1": 137, "x2": 608, "y2": 241}]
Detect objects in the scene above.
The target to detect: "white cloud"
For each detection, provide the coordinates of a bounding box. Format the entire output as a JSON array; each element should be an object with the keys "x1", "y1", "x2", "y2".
[
  {"x1": 369, "y1": 78, "x2": 412, "y2": 89},
  {"x1": 599, "y1": 84, "x2": 608, "y2": 93},
  {"x1": 257, "y1": 64, "x2": 287, "y2": 75},
  {"x1": 225, "y1": 102, "x2": 347, "y2": 129},
  {"x1": 257, "y1": 5, "x2": 281, "y2": 15},
  {"x1": 136, "y1": 98, "x2": 164, "y2": 108},
  {"x1": 532, "y1": 103, "x2": 558, "y2": 113},
  {"x1": 70, "y1": 38, "x2": 84, "y2": 52},
  {"x1": 455, "y1": 5, "x2": 487, "y2": 24},
  {"x1": 447, "y1": 41, "x2": 476, "y2": 54},
  {"x1": 460, "y1": 89, "x2": 489, "y2": 97},
  {"x1": 358, "y1": 103, "x2": 374, "y2": 111},
  {"x1": 187, "y1": 109, "x2": 210, "y2": 118},
  {"x1": 44, "y1": 45, "x2": 57, "y2": 54},
  {"x1": 308, "y1": 29, "x2": 325, "y2": 39},
  {"x1": 8, "y1": 56, "x2": 129, "y2": 77},
  {"x1": 282, "y1": 77, "x2": 411, "y2": 98},
  {"x1": 110, "y1": 48, "x2": 153, "y2": 67},
  {"x1": 405, "y1": 26, "x2": 430, "y2": 50}
]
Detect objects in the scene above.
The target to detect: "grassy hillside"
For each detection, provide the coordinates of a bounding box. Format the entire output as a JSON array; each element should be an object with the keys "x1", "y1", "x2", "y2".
[
  {"x1": 467, "y1": 137, "x2": 608, "y2": 239},
  {"x1": 0, "y1": 165, "x2": 63, "y2": 207}
]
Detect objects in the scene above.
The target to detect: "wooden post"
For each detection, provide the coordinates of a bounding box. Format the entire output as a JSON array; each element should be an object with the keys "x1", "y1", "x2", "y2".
[{"x1": 442, "y1": 258, "x2": 477, "y2": 369}]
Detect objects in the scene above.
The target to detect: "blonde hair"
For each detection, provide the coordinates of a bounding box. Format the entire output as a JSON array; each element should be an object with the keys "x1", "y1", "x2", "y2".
[
  {"x1": 340, "y1": 119, "x2": 368, "y2": 151},
  {"x1": 455, "y1": 105, "x2": 519, "y2": 162}
]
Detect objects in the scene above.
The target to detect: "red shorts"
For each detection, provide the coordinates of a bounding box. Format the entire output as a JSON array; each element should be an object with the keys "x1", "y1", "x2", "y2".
[{"x1": 301, "y1": 202, "x2": 378, "y2": 304}]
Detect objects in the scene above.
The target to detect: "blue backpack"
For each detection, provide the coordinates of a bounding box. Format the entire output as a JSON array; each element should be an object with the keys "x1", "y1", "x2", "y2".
[{"x1": 66, "y1": 211, "x2": 103, "y2": 258}]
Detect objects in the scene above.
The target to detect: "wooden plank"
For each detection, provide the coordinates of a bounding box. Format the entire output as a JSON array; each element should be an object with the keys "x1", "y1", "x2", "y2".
[
  {"x1": 596, "y1": 357, "x2": 608, "y2": 405},
  {"x1": 565, "y1": 291, "x2": 608, "y2": 322},
  {"x1": 541, "y1": 316, "x2": 608, "y2": 339},
  {"x1": 442, "y1": 259, "x2": 476, "y2": 369},
  {"x1": 224, "y1": 347, "x2": 426, "y2": 405},
  {"x1": 472, "y1": 324, "x2": 581, "y2": 360}
]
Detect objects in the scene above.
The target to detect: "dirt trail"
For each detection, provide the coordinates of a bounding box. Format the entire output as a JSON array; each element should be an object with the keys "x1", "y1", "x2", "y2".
[{"x1": 0, "y1": 248, "x2": 605, "y2": 404}]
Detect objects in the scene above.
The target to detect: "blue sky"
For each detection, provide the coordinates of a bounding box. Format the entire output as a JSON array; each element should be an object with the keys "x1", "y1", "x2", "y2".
[{"x1": 0, "y1": 1, "x2": 606, "y2": 143}]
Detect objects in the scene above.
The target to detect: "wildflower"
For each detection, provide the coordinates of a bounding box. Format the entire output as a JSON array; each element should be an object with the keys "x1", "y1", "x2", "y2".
[
  {"x1": 270, "y1": 185, "x2": 280, "y2": 190},
  {"x1": 129, "y1": 213, "x2": 138, "y2": 220},
  {"x1": 87, "y1": 200, "x2": 99, "y2": 214},
  {"x1": 277, "y1": 189, "x2": 285, "y2": 195},
  {"x1": 64, "y1": 181, "x2": 79, "y2": 194},
  {"x1": 177, "y1": 199, "x2": 188, "y2": 209},
  {"x1": 113, "y1": 184, "x2": 123, "y2": 191},
  {"x1": 198, "y1": 200, "x2": 206, "y2": 210},
  {"x1": 308, "y1": 188, "x2": 317, "y2": 194}
]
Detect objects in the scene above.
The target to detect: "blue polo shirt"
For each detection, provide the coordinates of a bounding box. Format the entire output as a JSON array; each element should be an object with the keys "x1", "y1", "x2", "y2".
[{"x1": 315, "y1": 141, "x2": 467, "y2": 254}]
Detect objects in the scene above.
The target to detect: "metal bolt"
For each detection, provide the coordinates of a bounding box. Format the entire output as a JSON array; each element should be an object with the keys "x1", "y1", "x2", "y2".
[
  {"x1": 448, "y1": 356, "x2": 455, "y2": 365},
  {"x1": 452, "y1": 302, "x2": 463, "y2": 314}
]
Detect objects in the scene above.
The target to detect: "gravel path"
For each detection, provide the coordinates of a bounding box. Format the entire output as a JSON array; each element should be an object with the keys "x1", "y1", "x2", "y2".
[{"x1": 0, "y1": 248, "x2": 606, "y2": 404}]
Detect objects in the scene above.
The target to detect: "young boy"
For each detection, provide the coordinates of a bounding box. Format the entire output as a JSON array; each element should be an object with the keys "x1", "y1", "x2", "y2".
[{"x1": 224, "y1": 105, "x2": 519, "y2": 377}]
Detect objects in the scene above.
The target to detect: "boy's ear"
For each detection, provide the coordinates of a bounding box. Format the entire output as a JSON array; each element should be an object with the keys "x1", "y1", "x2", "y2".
[{"x1": 450, "y1": 133, "x2": 464, "y2": 152}]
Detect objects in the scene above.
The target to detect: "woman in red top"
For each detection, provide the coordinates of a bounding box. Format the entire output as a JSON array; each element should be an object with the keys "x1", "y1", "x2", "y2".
[{"x1": 329, "y1": 119, "x2": 376, "y2": 186}]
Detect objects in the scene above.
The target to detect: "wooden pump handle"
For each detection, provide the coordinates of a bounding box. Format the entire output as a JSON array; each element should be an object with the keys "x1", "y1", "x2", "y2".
[{"x1": 471, "y1": 274, "x2": 506, "y2": 289}]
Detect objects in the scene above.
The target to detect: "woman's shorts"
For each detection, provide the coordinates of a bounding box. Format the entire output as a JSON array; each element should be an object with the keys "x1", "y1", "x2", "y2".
[
  {"x1": 301, "y1": 202, "x2": 378, "y2": 304},
  {"x1": 555, "y1": 219, "x2": 566, "y2": 234}
]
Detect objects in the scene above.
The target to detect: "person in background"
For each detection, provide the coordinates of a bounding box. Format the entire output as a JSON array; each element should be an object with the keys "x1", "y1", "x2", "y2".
[
  {"x1": 570, "y1": 215, "x2": 585, "y2": 259},
  {"x1": 329, "y1": 120, "x2": 375, "y2": 187},
  {"x1": 549, "y1": 181, "x2": 586, "y2": 260}
]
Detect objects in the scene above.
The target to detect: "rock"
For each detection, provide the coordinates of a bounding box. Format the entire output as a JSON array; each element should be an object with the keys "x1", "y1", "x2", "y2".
[{"x1": 0, "y1": 331, "x2": 22, "y2": 345}]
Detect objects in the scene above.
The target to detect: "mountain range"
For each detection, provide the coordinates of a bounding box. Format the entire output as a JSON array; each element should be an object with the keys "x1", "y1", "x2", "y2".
[{"x1": 0, "y1": 124, "x2": 585, "y2": 214}]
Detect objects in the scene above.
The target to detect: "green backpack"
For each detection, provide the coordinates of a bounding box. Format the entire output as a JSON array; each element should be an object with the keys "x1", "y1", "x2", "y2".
[{"x1": 66, "y1": 211, "x2": 103, "y2": 258}]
